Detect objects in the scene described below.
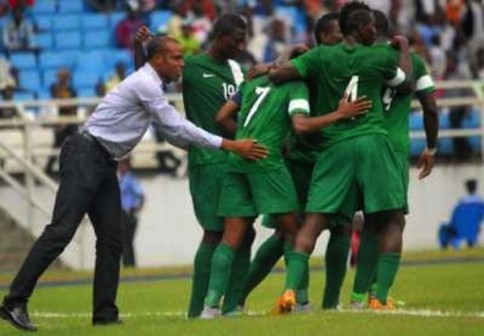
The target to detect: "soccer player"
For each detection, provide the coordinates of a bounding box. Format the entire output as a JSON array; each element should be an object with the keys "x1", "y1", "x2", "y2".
[
  {"x1": 350, "y1": 9, "x2": 439, "y2": 309},
  {"x1": 269, "y1": 3, "x2": 413, "y2": 313},
  {"x1": 199, "y1": 56, "x2": 371, "y2": 317},
  {"x1": 237, "y1": 12, "x2": 350, "y2": 311},
  {"x1": 133, "y1": 15, "x2": 252, "y2": 318},
  {"x1": 181, "y1": 14, "x2": 255, "y2": 318}
]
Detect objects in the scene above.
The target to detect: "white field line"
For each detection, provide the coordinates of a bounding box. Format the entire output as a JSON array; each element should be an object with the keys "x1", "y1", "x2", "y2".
[{"x1": 31, "y1": 308, "x2": 484, "y2": 319}]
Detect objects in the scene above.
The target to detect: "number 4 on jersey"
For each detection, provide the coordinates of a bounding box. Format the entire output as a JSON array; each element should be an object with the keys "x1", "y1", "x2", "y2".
[{"x1": 344, "y1": 75, "x2": 359, "y2": 102}]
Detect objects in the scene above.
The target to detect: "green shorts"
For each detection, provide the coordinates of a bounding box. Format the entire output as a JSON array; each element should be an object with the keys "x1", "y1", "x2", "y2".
[
  {"x1": 396, "y1": 153, "x2": 410, "y2": 214},
  {"x1": 306, "y1": 133, "x2": 405, "y2": 217},
  {"x1": 262, "y1": 159, "x2": 314, "y2": 229},
  {"x1": 218, "y1": 166, "x2": 299, "y2": 218},
  {"x1": 188, "y1": 163, "x2": 226, "y2": 231}
]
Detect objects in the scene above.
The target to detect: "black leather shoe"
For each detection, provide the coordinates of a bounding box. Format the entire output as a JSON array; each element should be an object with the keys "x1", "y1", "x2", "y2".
[
  {"x1": 93, "y1": 318, "x2": 123, "y2": 326},
  {"x1": 0, "y1": 303, "x2": 38, "y2": 332}
]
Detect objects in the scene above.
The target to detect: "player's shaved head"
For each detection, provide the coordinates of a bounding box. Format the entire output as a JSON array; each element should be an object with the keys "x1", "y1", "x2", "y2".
[
  {"x1": 372, "y1": 9, "x2": 390, "y2": 37},
  {"x1": 210, "y1": 13, "x2": 247, "y2": 41},
  {"x1": 146, "y1": 36, "x2": 179, "y2": 60},
  {"x1": 346, "y1": 9, "x2": 374, "y2": 34},
  {"x1": 339, "y1": 1, "x2": 371, "y2": 36},
  {"x1": 314, "y1": 12, "x2": 340, "y2": 45}
]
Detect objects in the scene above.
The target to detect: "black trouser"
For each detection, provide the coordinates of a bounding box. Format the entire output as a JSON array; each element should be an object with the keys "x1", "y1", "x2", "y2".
[
  {"x1": 120, "y1": 210, "x2": 138, "y2": 267},
  {"x1": 4, "y1": 132, "x2": 122, "y2": 323}
]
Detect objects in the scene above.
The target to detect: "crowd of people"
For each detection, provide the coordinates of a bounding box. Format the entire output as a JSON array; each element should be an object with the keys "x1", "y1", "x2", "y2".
[{"x1": 0, "y1": 0, "x2": 481, "y2": 332}]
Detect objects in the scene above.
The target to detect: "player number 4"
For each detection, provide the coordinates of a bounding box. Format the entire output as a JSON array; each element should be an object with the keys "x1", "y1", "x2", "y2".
[
  {"x1": 243, "y1": 86, "x2": 271, "y2": 127},
  {"x1": 344, "y1": 75, "x2": 359, "y2": 102},
  {"x1": 382, "y1": 88, "x2": 396, "y2": 111}
]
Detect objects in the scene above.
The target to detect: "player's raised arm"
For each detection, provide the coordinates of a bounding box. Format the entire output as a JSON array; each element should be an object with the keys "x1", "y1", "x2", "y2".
[
  {"x1": 134, "y1": 26, "x2": 153, "y2": 70},
  {"x1": 291, "y1": 94, "x2": 372, "y2": 134},
  {"x1": 391, "y1": 35, "x2": 413, "y2": 93}
]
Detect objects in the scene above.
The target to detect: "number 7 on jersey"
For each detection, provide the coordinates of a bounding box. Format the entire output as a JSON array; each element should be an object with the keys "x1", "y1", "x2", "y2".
[{"x1": 243, "y1": 86, "x2": 271, "y2": 127}]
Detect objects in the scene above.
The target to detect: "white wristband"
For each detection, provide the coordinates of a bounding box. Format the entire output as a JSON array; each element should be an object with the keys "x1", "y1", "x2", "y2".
[{"x1": 425, "y1": 147, "x2": 437, "y2": 155}]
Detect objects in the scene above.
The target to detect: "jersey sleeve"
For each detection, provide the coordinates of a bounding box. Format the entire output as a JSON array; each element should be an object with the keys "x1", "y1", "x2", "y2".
[
  {"x1": 287, "y1": 82, "x2": 310, "y2": 116},
  {"x1": 291, "y1": 47, "x2": 321, "y2": 79},
  {"x1": 413, "y1": 54, "x2": 436, "y2": 95},
  {"x1": 230, "y1": 91, "x2": 242, "y2": 106},
  {"x1": 382, "y1": 47, "x2": 406, "y2": 88}
]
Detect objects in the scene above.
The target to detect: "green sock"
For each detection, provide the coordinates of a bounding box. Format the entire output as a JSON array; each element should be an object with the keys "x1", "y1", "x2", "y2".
[
  {"x1": 222, "y1": 243, "x2": 252, "y2": 314},
  {"x1": 187, "y1": 242, "x2": 216, "y2": 318},
  {"x1": 238, "y1": 235, "x2": 284, "y2": 306},
  {"x1": 375, "y1": 253, "x2": 401, "y2": 304},
  {"x1": 205, "y1": 243, "x2": 236, "y2": 308},
  {"x1": 322, "y1": 232, "x2": 350, "y2": 309},
  {"x1": 284, "y1": 251, "x2": 309, "y2": 291},
  {"x1": 351, "y1": 230, "x2": 379, "y2": 299},
  {"x1": 296, "y1": 263, "x2": 309, "y2": 305}
]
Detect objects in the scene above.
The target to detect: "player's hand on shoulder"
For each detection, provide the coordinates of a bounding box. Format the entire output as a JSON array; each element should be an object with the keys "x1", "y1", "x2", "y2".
[{"x1": 248, "y1": 63, "x2": 274, "y2": 80}]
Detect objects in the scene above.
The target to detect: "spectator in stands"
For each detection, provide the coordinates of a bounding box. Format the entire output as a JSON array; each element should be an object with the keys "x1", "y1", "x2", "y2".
[
  {"x1": 444, "y1": 52, "x2": 474, "y2": 161},
  {"x1": 85, "y1": 0, "x2": 118, "y2": 13},
  {"x1": 439, "y1": 179, "x2": 484, "y2": 249},
  {"x1": 8, "y1": 0, "x2": 34, "y2": 11},
  {"x1": 44, "y1": 69, "x2": 78, "y2": 175},
  {"x1": 104, "y1": 61, "x2": 127, "y2": 92},
  {"x1": 461, "y1": 0, "x2": 484, "y2": 78},
  {"x1": 0, "y1": 84, "x2": 15, "y2": 120},
  {"x1": 126, "y1": 0, "x2": 156, "y2": 14},
  {"x1": 118, "y1": 156, "x2": 144, "y2": 267},
  {"x1": 115, "y1": 6, "x2": 144, "y2": 50},
  {"x1": 2, "y1": 7, "x2": 35, "y2": 53},
  {"x1": 477, "y1": 47, "x2": 484, "y2": 79},
  {"x1": 177, "y1": 19, "x2": 201, "y2": 56},
  {"x1": 0, "y1": 1, "x2": 9, "y2": 17},
  {"x1": 248, "y1": 17, "x2": 288, "y2": 63},
  {"x1": 0, "y1": 55, "x2": 16, "y2": 93}
]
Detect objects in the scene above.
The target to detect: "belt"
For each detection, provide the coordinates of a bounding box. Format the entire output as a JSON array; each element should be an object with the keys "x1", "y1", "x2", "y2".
[
  {"x1": 80, "y1": 130, "x2": 97, "y2": 143},
  {"x1": 79, "y1": 131, "x2": 113, "y2": 159}
]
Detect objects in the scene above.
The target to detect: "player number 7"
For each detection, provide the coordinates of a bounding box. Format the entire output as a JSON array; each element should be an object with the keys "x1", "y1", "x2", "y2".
[{"x1": 243, "y1": 86, "x2": 271, "y2": 127}]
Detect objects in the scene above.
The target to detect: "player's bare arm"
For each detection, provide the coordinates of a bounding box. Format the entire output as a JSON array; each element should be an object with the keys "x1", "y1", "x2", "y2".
[
  {"x1": 268, "y1": 61, "x2": 301, "y2": 84},
  {"x1": 416, "y1": 91, "x2": 439, "y2": 179},
  {"x1": 221, "y1": 139, "x2": 268, "y2": 161},
  {"x1": 215, "y1": 99, "x2": 240, "y2": 137},
  {"x1": 291, "y1": 94, "x2": 372, "y2": 134}
]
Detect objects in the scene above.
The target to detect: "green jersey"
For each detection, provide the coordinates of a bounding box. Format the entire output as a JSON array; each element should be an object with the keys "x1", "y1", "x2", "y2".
[
  {"x1": 182, "y1": 53, "x2": 244, "y2": 168},
  {"x1": 228, "y1": 75, "x2": 310, "y2": 173},
  {"x1": 383, "y1": 51, "x2": 435, "y2": 156},
  {"x1": 292, "y1": 43, "x2": 406, "y2": 147},
  {"x1": 286, "y1": 78, "x2": 323, "y2": 163}
]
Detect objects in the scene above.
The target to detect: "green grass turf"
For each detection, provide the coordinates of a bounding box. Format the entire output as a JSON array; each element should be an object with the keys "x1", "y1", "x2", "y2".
[{"x1": 1, "y1": 251, "x2": 484, "y2": 335}]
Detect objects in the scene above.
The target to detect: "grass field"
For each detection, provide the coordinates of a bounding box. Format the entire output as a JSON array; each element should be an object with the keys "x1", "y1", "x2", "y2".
[{"x1": 1, "y1": 249, "x2": 484, "y2": 335}]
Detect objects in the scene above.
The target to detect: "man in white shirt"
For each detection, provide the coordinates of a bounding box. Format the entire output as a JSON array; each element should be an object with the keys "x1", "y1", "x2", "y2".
[{"x1": 0, "y1": 36, "x2": 267, "y2": 332}]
